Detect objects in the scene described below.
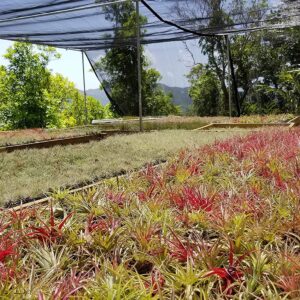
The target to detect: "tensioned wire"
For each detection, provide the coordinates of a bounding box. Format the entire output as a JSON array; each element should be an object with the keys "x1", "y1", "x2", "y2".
[
  {"x1": 0, "y1": 0, "x2": 297, "y2": 117},
  {"x1": 0, "y1": 0, "x2": 128, "y2": 23},
  {"x1": 141, "y1": 0, "x2": 300, "y2": 36},
  {"x1": 0, "y1": 0, "x2": 298, "y2": 40}
]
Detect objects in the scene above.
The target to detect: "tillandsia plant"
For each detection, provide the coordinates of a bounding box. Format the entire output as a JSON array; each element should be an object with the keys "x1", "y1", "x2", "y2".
[
  {"x1": 0, "y1": 128, "x2": 299, "y2": 298},
  {"x1": 28, "y1": 205, "x2": 73, "y2": 244},
  {"x1": 203, "y1": 241, "x2": 252, "y2": 295}
]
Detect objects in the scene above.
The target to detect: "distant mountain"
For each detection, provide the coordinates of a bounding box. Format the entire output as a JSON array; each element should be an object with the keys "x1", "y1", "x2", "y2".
[
  {"x1": 81, "y1": 84, "x2": 192, "y2": 112},
  {"x1": 79, "y1": 89, "x2": 110, "y2": 106},
  {"x1": 159, "y1": 84, "x2": 192, "y2": 112}
]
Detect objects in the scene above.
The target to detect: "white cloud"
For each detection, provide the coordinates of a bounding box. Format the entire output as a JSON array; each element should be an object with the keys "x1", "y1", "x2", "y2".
[{"x1": 145, "y1": 48, "x2": 157, "y2": 66}]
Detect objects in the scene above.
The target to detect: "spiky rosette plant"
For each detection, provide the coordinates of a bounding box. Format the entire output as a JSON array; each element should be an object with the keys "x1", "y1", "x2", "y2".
[{"x1": 0, "y1": 128, "x2": 299, "y2": 298}]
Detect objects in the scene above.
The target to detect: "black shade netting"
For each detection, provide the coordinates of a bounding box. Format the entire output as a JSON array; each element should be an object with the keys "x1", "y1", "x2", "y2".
[
  {"x1": 0, "y1": 0, "x2": 299, "y2": 115},
  {"x1": 0, "y1": 0, "x2": 298, "y2": 50}
]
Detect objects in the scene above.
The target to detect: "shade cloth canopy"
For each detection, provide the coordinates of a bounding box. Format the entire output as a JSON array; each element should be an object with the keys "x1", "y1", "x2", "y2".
[
  {"x1": 0, "y1": 0, "x2": 298, "y2": 51},
  {"x1": 0, "y1": 0, "x2": 298, "y2": 115}
]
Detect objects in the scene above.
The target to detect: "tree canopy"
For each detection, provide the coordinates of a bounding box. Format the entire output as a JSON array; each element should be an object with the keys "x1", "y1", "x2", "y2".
[
  {"x1": 0, "y1": 43, "x2": 111, "y2": 130},
  {"x1": 181, "y1": 1, "x2": 300, "y2": 116},
  {"x1": 95, "y1": 0, "x2": 179, "y2": 116}
]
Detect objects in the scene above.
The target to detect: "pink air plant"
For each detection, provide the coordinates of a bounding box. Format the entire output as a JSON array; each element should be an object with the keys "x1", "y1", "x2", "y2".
[
  {"x1": 52, "y1": 270, "x2": 86, "y2": 300},
  {"x1": 38, "y1": 271, "x2": 86, "y2": 300},
  {"x1": 106, "y1": 191, "x2": 126, "y2": 206},
  {"x1": 85, "y1": 215, "x2": 120, "y2": 235},
  {"x1": 144, "y1": 268, "x2": 165, "y2": 295}
]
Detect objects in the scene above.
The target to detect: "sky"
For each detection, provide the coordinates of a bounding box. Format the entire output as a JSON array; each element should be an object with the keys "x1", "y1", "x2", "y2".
[
  {"x1": 0, "y1": 39, "x2": 100, "y2": 91},
  {"x1": 0, "y1": 39, "x2": 206, "y2": 90},
  {"x1": 0, "y1": 0, "x2": 288, "y2": 92}
]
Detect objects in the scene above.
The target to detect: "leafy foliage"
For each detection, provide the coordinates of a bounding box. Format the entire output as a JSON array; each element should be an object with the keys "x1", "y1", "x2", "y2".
[
  {"x1": 95, "y1": 0, "x2": 179, "y2": 116},
  {"x1": 183, "y1": 0, "x2": 300, "y2": 116},
  {"x1": 187, "y1": 64, "x2": 221, "y2": 116},
  {"x1": 0, "y1": 43, "x2": 56, "y2": 129},
  {"x1": 0, "y1": 43, "x2": 112, "y2": 130}
]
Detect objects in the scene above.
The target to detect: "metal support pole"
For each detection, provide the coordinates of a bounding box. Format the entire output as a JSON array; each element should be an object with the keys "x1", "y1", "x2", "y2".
[
  {"x1": 225, "y1": 35, "x2": 232, "y2": 118},
  {"x1": 82, "y1": 51, "x2": 88, "y2": 125},
  {"x1": 136, "y1": 0, "x2": 143, "y2": 132}
]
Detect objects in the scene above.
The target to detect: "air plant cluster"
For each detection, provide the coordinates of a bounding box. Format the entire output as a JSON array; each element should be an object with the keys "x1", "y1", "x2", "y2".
[{"x1": 0, "y1": 128, "x2": 299, "y2": 299}]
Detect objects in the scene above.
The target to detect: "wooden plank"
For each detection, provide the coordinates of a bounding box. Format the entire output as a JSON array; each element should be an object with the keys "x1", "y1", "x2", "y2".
[
  {"x1": 0, "y1": 133, "x2": 107, "y2": 153},
  {"x1": 192, "y1": 123, "x2": 214, "y2": 131},
  {"x1": 194, "y1": 123, "x2": 291, "y2": 131},
  {"x1": 289, "y1": 116, "x2": 300, "y2": 126}
]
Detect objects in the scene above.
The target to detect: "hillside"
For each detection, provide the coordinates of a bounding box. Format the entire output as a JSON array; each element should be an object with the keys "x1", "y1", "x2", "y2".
[
  {"x1": 159, "y1": 84, "x2": 192, "y2": 111},
  {"x1": 79, "y1": 89, "x2": 110, "y2": 106},
  {"x1": 81, "y1": 84, "x2": 193, "y2": 112}
]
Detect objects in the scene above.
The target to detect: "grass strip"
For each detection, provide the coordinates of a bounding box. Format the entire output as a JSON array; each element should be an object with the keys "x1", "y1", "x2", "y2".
[
  {"x1": 0, "y1": 130, "x2": 241, "y2": 205},
  {"x1": 0, "y1": 114, "x2": 293, "y2": 146}
]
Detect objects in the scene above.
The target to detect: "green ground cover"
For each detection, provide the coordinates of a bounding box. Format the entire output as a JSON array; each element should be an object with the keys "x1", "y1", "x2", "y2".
[
  {"x1": 0, "y1": 114, "x2": 293, "y2": 146},
  {"x1": 0, "y1": 130, "x2": 240, "y2": 205}
]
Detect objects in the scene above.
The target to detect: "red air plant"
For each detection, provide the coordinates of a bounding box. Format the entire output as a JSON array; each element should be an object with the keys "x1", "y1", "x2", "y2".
[
  {"x1": 273, "y1": 170, "x2": 287, "y2": 191},
  {"x1": 29, "y1": 206, "x2": 73, "y2": 244},
  {"x1": 141, "y1": 164, "x2": 166, "y2": 188},
  {"x1": 0, "y1": 265, "x2": 17, "y2": 281},
  {"x1": 187, "y1": 162, "x2": 201, "y2": 176},
  {"x1": 167, "y1": 228, "x2": 194, "y2": 262},
  {"x1": 0, "y1": 240, "x2": 18, "y2": 281},
  {"x1": 166, "y1": 163, "x2": 178, "y2": 177},
  {"x1": 9, "y1": 208, "x2": 36, "y2": 225},
  {"x1": 0, "y1": 245, "x2": 15, "y2": 263},
  {"x1": 170, "y1": 187, "x2": 213, "y2": 212},
  {"x1": 137, "y1": 184, "x2": 156, "y2": 202},
  {"x1": 85, "y1": 215, "x2": 119, "y2": 235},
  {"x1": 204, "y1": 242, "x2": 250, "y2": 295},
  {"x1": 0, "y1": 229, "x2": 18, "y2": 263}
]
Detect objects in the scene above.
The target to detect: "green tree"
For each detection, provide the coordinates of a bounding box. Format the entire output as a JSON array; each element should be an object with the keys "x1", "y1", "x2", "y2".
[
  {"x1": 174, "y1": 0, "x2": 233, "y2": 114},
  {"x1": 96, "y1": 0, "x2": 178, "y2": 116},
  {"x1": 0, "y1": 66, "x2": 8, "y2": 129},
  {"x1": 43, "y1": 73, "x2": 77, "y2": 128},
  {"x1": 2, "y1": 42, "x2": 60, "y2": 129},
  {"x1": 65, "y1": 93, "x2": 108, "y2": 126},
  {"x1": 176, "y1": 0, "x2": 300, "y2": 116},
  {"x1": 187, "y1": 64, "x2": 221, "y2": 116},
  {"x1": 45, "y1": 73, "x2": 110, "y2": 127},
  {"x1": 0, "y1": 43, "x2": 112, "y2": 129},
  {"x1": 232, "y1": 27, "x2": 300, "y2": 114}
]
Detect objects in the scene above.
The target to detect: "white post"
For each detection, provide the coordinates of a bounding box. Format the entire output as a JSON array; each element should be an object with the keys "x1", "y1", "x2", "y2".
[
  {"x1": 82, "y1": 51, "x2": 88, "y2": 125},
  {"x1": 136, "y1": 0, "x2": 143, "y2": 132},
  {"x1": 226, "y1": 35, "x2": 232, "y2": 119}
]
